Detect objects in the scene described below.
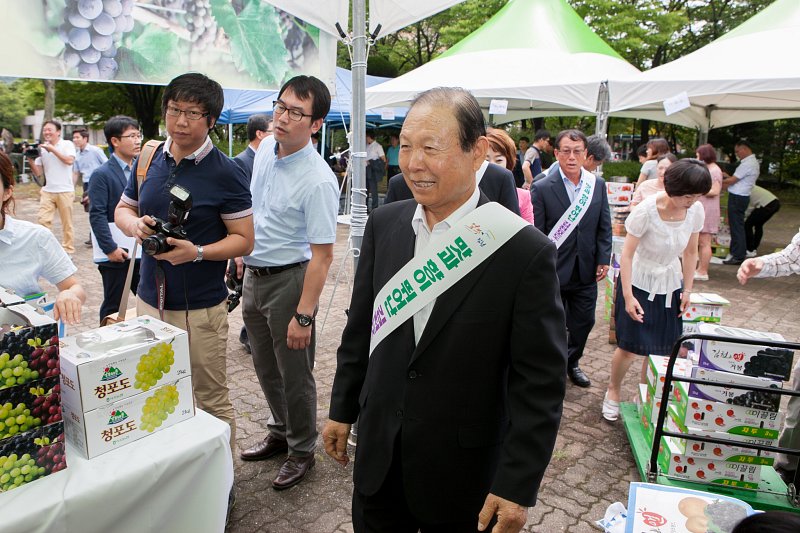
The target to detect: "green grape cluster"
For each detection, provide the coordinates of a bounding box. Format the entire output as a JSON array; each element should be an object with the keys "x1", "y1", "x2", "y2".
[
  {"x1": 140, "y1": 385, "x2": 179, "y2": 432},
  {"x1": 0, "y1": 453, "x2": 46, "y2": 491},
  {"x1": 0, "y1": 353, "x2": 39, "y2": 389},
  {"x1": 0, "y1": 403, "x2": 41, "y2": 439},
  {"x1": 134, "y1": 342, "x2": 175, "y2": 391}
]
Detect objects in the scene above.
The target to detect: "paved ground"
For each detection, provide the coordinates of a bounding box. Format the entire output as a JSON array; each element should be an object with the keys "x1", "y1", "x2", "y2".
[{"x1": 11, "y1": 191, "x2": 800, "y2": 532}]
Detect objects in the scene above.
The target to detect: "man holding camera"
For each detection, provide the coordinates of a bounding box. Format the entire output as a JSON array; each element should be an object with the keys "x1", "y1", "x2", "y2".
[
  {"x1": 238, "y1": 75, "x2": 338, "y2": 491},
  {"x1": 115, "y1": 73, "x2": 254, "y2": 448},
  {"x1": 27, "y1": 120, "x2": 77, "y2": 254}
]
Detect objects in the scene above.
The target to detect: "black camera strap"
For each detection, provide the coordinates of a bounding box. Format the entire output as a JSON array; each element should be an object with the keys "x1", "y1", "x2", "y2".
[{"x1": 155, "y1": 260, "x2": 167, "y2": 322}]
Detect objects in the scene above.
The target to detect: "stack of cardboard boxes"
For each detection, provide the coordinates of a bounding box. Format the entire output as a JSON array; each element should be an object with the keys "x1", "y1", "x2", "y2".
[
  {"x1": 0, "y1": 286, "x2": 67, "y2": 492},
  {"x1": 605, "y1": 180, "x2": 634, "y2": 344}
]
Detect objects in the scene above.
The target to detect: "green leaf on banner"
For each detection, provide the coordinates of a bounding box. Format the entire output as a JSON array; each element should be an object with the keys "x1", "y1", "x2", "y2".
[
  {"x1": 125, "y1": 25, "x2": 182, "y2": 80},
  {"x1": 210, "y1": 0, "x2": 289, "y2": 86}
]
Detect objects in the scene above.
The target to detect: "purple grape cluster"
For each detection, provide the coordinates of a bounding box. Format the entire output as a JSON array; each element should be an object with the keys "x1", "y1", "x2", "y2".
[
  {"x1": 185, "y1": 0, "x2": 217, "y2": 50},
  {"x1": 57, "y1": 0, "x2": 136, "y2": 80}
]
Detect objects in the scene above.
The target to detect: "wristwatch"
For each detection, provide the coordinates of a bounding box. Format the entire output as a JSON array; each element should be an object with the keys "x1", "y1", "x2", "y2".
[
  {"x1": 193, "y1": 245, "x2": 204, "y2": 263},
  {"x1": 294, "y1": 312, "x2": 314, "y2": 327}
]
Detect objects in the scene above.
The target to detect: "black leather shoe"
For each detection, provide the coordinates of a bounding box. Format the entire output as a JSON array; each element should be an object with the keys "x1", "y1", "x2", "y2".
[
  {"x1": 568, "y1": 366, "x2": 591, "y2": 388},
  {"x1": 240, "y1": 435, "x2": 288, "y2": 461},
  {"x1": 722, "y1": 257, "x2": 744, "y2": 265},
  {"x1": 239, "y1": 327, "x2": 251, "y2": 354},
  {"x1": 272, "y1": 455, "x2": 315, "y2": 490}
]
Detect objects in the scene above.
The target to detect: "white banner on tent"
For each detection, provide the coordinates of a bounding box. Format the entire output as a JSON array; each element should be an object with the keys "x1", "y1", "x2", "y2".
[
  {"x1": 489, "y1": 99, "x2": 509, "y2": 115},
  {"x1": 663, "y1": 92, "x2": 691, "y2": 116}
]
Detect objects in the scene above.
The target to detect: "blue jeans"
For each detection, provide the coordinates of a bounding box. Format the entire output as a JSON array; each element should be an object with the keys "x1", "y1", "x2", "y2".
[{"x1": 727, "y1": 192, "x2": 750, "y2": 260}]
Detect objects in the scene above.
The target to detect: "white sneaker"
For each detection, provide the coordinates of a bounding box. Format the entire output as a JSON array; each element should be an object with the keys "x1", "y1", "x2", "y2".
[
  {"x1": 693, "y1": 273, "x2": 709, "y2": 281},
  {"x1": 602, "y1": 392, "x2": 620, "y2": 422},
  {"x1": 746, "y1": 250, "x2": 758, "y2": 258}
]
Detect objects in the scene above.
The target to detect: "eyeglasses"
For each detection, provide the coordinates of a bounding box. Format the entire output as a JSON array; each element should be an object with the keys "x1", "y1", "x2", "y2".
[
  {"x1": 273, "y1": 102, "x2": 312, "y2": 122},
  {"x1": 165, "y1": 105, "x2": 209, "y2": 121},
  {"x1": 557, "y1": 148, "x2": 585, "y2": 156},
  {"x1": 119, "y1": 133, "x2": 142, "y2": 140}
]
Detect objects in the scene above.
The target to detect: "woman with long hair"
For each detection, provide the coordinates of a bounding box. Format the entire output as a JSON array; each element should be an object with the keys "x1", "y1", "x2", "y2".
[
  {"x1": 486, "y1": 128, "x2": 534, "y2": 223},
  {"x1": 602, "y1": 159, "x2": 711, "y2": 421},
  {"x1": 0, "y1": 151, "x2": 85, "y2": 324},
  {"x1": 694, "y1": 143, "x2": 724, "y2": 281}
]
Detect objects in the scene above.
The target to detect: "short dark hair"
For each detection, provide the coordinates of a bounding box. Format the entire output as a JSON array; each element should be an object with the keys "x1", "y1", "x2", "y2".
[
  {"x1": 410, "y1": 87, "x2": 485, "y2": 152},
  {"x1": 278, "y1": 75, "x2": 331, "y2": 122},
  {"x1": 732, "y1": 511, "x2": 800, "y2": 533},
  {"x1": 104, "y1": 115, "x2": 139, "y2": 142},
  {"x1": 735, "y1": 139, "x2": 753, "y2": 150},
  {"x1": 162, "y1": 72, "x2": 224, "y2": 127},
  {"x1": 0, "y1": 151, "x2": 14, "y2": 216},
  {"x1": 246, "y1": 114, "x2": 271, "y2": 142},
  {"x1": 519, "y1": 136, "x2": 530, "y2": 143},
  {"x1": 646, "y1": 137, "x2": 671, "y2": 158},
  {"x1": 586, "y1": 134, "x2": 612, "y2": 163},
  {"x1": 534, "y1": 129, "x2": 551, "y2": 142},
  {"x1": 366, "y1": 130, "x2": 376, "y2": 140},
  {"x1": 696, "y1": 143, "x2": 717, "y2": 164},
  {"x1": 636, "y1": 145, "x2": 648, "y2": 157},
  {"x1": 664, "y1": 158, "x2": 712, "y2": 197},
  {"x1": 43, "y1": 120, "x2": 62, "y2": 131},
  {"x1": 554, "y1": 129, "x2": 588, "y2": 151},
  {"x1": 72, "y1": 128, "x2": 89, "y2": 141}
]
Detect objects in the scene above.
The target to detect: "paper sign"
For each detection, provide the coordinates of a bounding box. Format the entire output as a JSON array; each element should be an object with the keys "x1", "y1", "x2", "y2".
[
  {"x1": 380, "y1": 108, "x2": 396, "y2": 120},
  {"x1": 663, "y1": 91, "x2": 690, "y2": 116},
  {"x1": 489, "y1": 99, "x2": 508, "y2": 115}
]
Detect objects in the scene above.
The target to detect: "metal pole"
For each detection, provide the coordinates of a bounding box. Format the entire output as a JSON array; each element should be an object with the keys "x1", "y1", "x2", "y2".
[
  {"x1": 228, "y1": 123, "x2": 233, "y2": 157},
  {"x1": 349, "y1": 0, "x2": 368, "y2": 271},
  {"x1": 594, "y1": 81, "x2": 610, "y2": 177}
]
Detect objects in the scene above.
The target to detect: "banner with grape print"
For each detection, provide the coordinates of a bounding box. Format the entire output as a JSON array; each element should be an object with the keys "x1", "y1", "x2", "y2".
[{"x1": 3, "y1": 0, "x2": 337, "y2": 89}]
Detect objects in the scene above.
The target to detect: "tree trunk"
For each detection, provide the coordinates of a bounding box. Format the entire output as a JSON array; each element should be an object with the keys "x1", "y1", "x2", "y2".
[
  {"x1": 533, "y1": 117, "x2": 544, "y2": 133},
  {"x1": 123, "y1": 84, "x2": 163, "y2": 139},
  {"x1": 42, "y1": 79, "x2": 56, "y2": 140},
  {"x1": 639, "y1": 119, "x2": 650, "y2": 147}
]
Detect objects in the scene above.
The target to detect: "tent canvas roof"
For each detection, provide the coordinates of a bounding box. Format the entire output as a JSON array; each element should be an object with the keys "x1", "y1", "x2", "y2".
[
  {"x1": 365, "y1": 0, "x2": 640, "y2": 121},
  {"x1": 608, "y1": 0, "x2": 800, "y2": 130}
]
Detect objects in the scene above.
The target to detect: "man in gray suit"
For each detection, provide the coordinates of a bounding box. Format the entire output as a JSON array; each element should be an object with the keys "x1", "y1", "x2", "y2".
[{"x1": 234, "y1": 114, "x2": 272, "y2": 177}]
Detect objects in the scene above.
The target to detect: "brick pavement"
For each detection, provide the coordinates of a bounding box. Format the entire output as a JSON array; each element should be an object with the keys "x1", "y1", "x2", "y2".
[{"x1": 10, "y1": 193, "x2": 800, "y2": 532}]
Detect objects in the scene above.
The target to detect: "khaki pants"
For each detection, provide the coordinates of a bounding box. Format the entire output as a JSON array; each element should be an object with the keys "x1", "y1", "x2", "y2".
[
  {"x1": 137, "y1": 298, "x2": 237, "y2": 448},
  {"x1": 38, "y1": 191, "x2": 75, "y2": 254}
]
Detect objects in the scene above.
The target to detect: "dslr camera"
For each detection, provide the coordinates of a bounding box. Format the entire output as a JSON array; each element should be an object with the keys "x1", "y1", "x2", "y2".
[
  {"x1": 142, "y1": 184, "x2": 192, "y2": 256},
  {"x1": 23, "y1": 144, "x2": 40, "y2": 158}
]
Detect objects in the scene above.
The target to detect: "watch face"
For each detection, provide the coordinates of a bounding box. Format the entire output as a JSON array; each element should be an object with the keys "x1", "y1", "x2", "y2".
[{"x1": 296, "y1": 314, "x2": 313, "y2": 327}]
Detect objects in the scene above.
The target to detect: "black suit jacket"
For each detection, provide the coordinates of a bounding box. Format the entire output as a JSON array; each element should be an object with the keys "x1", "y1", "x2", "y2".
[
  {"x1": 531, "y1": 171, "x2": 612, "y2": 286},
  {"x1": 88, "y1": 158, "x2": 131, "y2": 270},
  {"x1": 329, "y1": 194, "x2": 567, "y2": 523},
  {"x1": 383, "y1": 162, "x2": 521, "y2": 216},
  {"x1": 233, "y1": 146, "x2": 255, "y2": 178}
]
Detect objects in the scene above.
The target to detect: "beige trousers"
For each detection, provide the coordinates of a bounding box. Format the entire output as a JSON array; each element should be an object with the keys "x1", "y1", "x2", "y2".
[
  {"x1": 137, "y1": 298, "x2": 236, "y2": 448},
  {"x1": 38, "y1": 191, "x2": 75, "y2": 254}
]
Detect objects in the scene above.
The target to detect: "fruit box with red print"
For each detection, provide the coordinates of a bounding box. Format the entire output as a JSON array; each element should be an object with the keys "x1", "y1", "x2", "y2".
[
  {"x1": 673, "y1": 390, "x2": 784, "y2": 434},
  {"x1": 658, "y1": 435, "x2": 762, "y2": 489},
  {"x1": 682, "y1": 292, "x2": 729, "y2": 323},
  {"x1": 697, "y1": 323, "x2": 794, "y2": 380},
  {"x1": 624, "y1": 482, "x2": 757, "y2": 533},
  {"x1": 59, "y1": 316, "x2": 190, "y2": 413},
  {"x1": 645, "y1": 354, "x2": 693, "y2": 406}
]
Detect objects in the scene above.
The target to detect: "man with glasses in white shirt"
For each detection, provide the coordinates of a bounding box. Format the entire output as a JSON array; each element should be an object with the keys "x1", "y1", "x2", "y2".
[{"x1": 238, "y1": 75, "x2": 339, "y2": 491}]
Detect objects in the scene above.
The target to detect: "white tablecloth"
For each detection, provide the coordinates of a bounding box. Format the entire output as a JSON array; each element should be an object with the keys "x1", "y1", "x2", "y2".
[{"x1": 0, "y1": 409, "x2": 233, "y2": 533}]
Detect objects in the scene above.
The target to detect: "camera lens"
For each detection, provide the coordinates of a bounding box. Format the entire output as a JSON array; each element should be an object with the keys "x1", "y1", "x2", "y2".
[{"x1": 142, "y1": 234, "x2": 169, "y2": 256}]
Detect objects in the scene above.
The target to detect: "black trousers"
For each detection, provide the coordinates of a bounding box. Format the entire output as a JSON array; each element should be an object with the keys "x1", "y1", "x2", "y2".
[
  {"x1": 745, "y1": 199, "x2": 780, "y2": 252},
  {"x1": 352, "y1": 436, "x2": 497, "y2": 533},
  {"x1": 98, "y1": 261, "x2": 140, "y2": 322},
  {"x1": 560, "y1": 279, "x2": 598, "y2": 369}
]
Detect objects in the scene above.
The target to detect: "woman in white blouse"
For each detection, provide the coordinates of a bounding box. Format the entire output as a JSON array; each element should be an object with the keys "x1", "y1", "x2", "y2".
[
  {"x1": 0, "y1": 152, "x2": 85, "y2": 324},
  {"x1": 602, "y1": 159, "x2": 711, "y2": 421}
]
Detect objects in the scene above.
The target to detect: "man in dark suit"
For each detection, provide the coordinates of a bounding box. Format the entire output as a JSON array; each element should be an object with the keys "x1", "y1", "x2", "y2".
[
  {"x1": 323, "y1": 88, "x2": 567, "y2": 532},
  {"x1": 383, "y1": 162, "x2": 521, "y2": 216},
  {"x1": 88, "y1": 115, "x2": 141, "y2": 322},
  {"x1": 531, "y1": 130, "x2": 612, "y2": 389},
  {"x1": 233, "y1": 113, "x2": 271, "y2": 177}
]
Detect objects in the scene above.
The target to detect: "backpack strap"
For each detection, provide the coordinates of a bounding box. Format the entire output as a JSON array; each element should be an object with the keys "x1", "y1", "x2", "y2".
[{"x1": 136, "y1": 140, "x2": 163, "y2": 191}]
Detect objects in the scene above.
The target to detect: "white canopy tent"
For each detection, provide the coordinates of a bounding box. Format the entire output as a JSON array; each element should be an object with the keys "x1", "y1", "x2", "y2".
[
  {"x1": 364, "y1": 0, "x2": 640, "y2": 125},
  {"x1": 608, "y1": 0, "x2": 800, "y2": 138}
]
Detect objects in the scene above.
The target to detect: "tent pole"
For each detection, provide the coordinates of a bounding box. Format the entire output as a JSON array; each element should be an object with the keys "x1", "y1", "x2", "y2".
[
  {"x1": 321, "y1": 121, "x2": 327, "y2": 155},
  {"x1": 349, "y1": 0, "x2": 368, "y2": 271},
  {"x1": 228, "y1": 123, "x2": 233, "y2": 157},
  {"x1": 594, "y1": 81, "x2": 610, "y2": 177}
]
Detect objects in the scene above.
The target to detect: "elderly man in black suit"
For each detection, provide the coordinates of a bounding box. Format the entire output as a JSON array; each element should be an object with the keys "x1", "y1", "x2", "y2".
[
  {"x1": 531, "y1": 130, "x2": 612, "y2": 388},
  {"x1": 383, "y1": 161, "x2": 521, "y2": 216},
  {"x1": 233, "y1": 113, "x2": 272, "y2": 177},
  {"x1": 322, "y1": 87, "x2": 567, "y2": 532}
]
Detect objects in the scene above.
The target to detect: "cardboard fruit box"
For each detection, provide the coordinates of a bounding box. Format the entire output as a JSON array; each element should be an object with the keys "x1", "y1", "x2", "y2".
[
  {"x1": 63, "y1": 376, "x2": 194, "y2": 459},
  {"x1": 607, "y1": 182, "x2": 635, "y2": 205},
  {"x1": 59, "y1": 316, "x2": 191, "y2": 413},
  {"x1": 0, "y1": 422, "x2": 66, "y2": 492},
  {"x1": 0, "y1": 286, "x2": 25, "y2": 308},
  {"x1": 681, "y1": 293, "x2": 729, "y2": 323},
  {"x1": 658, "y1": 435, "x2": 762, "y2": 489},
  {"x1": 697, "y1": 323, "x2": 794, "y2": 380},
  {"x1": 0, "y1": 376, "x2": 61, "y2": 444},
  {"x1": 688, "y1": 367, "x2": 782, "y2": 412},
  {"x1": 0, "y1": 305, "x2": 60, "y2": 391},
  {"x1": 645, "y1": 355, "x2": 693, "y2": 407},
  {"x1": 672, "y1": 391, "x2": 784, "y2": 435}
]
